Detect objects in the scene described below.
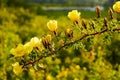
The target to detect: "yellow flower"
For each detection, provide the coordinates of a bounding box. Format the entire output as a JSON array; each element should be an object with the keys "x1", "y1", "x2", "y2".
[
  {"x1": 24, "y1": 42, "x2": 33, "y2": 55},
  {"x1": 12, "y1": 62, "x2": 23, "y2": 75},
  {"x1": 113, "y1": 1, "x2": 120, "y2": 13},
  {"x1": 47, "y1": 20, "x2": 57, "y2": 32},
  {"x1": 30, "y1": 37, "x2": 41, "y2": 48},
  {"x1": 24, "y1": 37, "x2": 42, "y2": 54},
  {"x1": 10, "y1": 44, "x2": 26, "y2": 57},
  {"x1": 68, "y1": 10, "x2": 81, "y2": 22}
]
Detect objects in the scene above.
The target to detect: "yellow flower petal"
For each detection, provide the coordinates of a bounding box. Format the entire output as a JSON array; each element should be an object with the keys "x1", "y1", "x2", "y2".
[{"x1": 24, "y1": 42, "x2": 33, "y2": 55}]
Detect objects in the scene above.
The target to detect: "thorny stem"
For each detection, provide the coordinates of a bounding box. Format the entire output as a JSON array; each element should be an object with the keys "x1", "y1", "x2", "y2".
[
  {"x1": 22, "y1": 54, "x2": 52, "y2": 68},
  {"x1": 22, "y1": 46, "x2": 55, "y2": 68},
  {"x1": 58, "y1": 28, "x2": 120, "y2": 51},
  {"x1": 23, "y1": 28, "x2": 120, "y2": 68}
]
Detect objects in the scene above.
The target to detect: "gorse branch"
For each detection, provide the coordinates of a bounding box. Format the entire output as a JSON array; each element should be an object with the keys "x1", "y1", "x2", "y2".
[
  {"x1": 23, "y1": 27, "x2": 120, "y2": 68},
  {"x1": 22, "y1": 53, "x2": 52, "y2": 68},
  {"x1": 58, "y1": 27, "x2": 120, "y2": 51}
]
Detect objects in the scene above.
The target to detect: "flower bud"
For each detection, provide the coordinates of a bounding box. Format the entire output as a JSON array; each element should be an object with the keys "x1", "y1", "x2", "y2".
[
  {"x1": 104, "y1": 17, "x2": 108, "y2": 28},
  {"x1": 42, "y1": 38, "x2": 47, "y2": 49},
  {"x1": 82, "y1": 19, "x2": 87, "y2": 29},
  {"x1": 96, "y1": 6, "x2": 101, "y2": 18},
  {"x1": 65, "y1": 28, "x2": 73, "y2": 38},
  {"x1": 59, "y1": 39, "x2": 65, "y2": 46},
  {"x1": 42, "y1": 35, "x2": 51, "y2": 49},
  {"x1": 91, "y1": 20, "x2": 95, "y2": 29},
  {"x1": 108, "y1": 8, "x2": 114, "y2": 19},
  {"x1": 46, "y1": 35, "x2": 51, "y2": 44},
  {"x1": 113, "y1": 1, "x2": 120, "y2": 14},
  {"x1": 68, "y1": 10, "x2": 81, "y2": 23}
]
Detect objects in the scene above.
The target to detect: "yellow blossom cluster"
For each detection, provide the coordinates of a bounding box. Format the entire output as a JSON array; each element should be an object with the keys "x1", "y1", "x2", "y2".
[
  {"x1": 10, "y1": 37, "x2": 42, "y2": 57},
  {"x1": 56, "y1": 64, "x2": 82, "y2": 79}
]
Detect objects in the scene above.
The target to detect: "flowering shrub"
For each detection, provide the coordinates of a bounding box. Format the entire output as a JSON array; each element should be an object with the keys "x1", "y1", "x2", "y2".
[{"x1": 0, "y1": 2, "x2": 120, "y2": 80}]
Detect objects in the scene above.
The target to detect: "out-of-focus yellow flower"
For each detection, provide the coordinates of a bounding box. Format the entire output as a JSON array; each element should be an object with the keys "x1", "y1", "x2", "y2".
[
  {"x1": 12, "y1": 62, "x2": 23, "y2": 75},
  {"x1": 10, "y1": 44, "x2": 26, "y2": 57},
  {"x1": 46, "y1": 74, "x2": 54, "y2": 80},
  {"x1": 54, "y1": 58, "x2": 61, "y2": 64},
  {"x1": 113, "y1": 1, "x2": 120, "y2": 13},
  {"x1": 47, "y1": 20, "x2": 57, "y2": 32},
  {"x1": 74, "y1": 78, "x2": 79, "y2": 80},
  {"x1": 68, "y1": 10, "x2": 81, "y2": 23},
  {"x1": 57, "y1": 68, "x2": 69, "y2": 78},
  {"x1": 75, "y1": 65, "x2": 80, "y2": 70},
  {"x1": 29, "y1": 68, "x2": 35, "y2": 77},
  {"x1": 83, "y1": 67, "x2": 87, "y2": 71},
  {"x1": 65, "y1": 57, "x2": 71, "y2": 64}
]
